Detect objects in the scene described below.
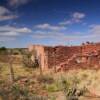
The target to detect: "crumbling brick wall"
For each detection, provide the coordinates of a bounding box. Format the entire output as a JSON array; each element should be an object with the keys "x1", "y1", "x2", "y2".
[
  {"x1": 28, "y1": 43, "x2": 100, "y2": 71},
  {"x1": 45, "y1": 46, "x2": 82, "y2": 68},
  {"x1": 82, "y1": 43, "x2": 100, "y2": 54}
]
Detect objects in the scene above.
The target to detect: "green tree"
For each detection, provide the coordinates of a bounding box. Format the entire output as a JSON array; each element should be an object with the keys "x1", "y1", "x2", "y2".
[{"x1": 0, "y1": 46, "x2": 7, "y2": 54}]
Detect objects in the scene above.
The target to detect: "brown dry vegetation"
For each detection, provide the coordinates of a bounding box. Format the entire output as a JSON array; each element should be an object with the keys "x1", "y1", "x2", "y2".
[
  {"x1": 0, "y1": 63, "x2": 100, "y2": 100},
  {"x1": 0, "y1": 46, "x2": 100, "y2": 100}
]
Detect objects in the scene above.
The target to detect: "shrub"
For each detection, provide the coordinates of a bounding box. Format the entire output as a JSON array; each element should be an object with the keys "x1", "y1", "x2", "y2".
[
  {"x1": 37, "y1": 75, "x2": 54, "y2": 84},
  {"x1": 22, "y1": 53, "x2": 39, "y2": 68},
  {"x1": 43, "y1": 84, "x2": 59, "y2": 92},
  {"x1": 61, "y1": 77, "x2": 85, "y2": 100},
  {"x1": 0, "y1": 83, "x2": 29, "y2": 100},
  {"x1": 49, "y1": 96, "x2": 56, "y2": 100},
  {"x1": 0, "y1": 80, "x2": 5, "y2": 85},
  {"x1": 0, "y1": 47, "x2": 7, "y2": 54}
]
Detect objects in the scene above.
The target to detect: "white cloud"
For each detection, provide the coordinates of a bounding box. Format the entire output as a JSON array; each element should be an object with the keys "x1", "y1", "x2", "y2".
[
  {"x1": 0, "y1": 6, "x2": 17, "y2": 21},
  {"x1": 89, "y1": 24, "x2": 100, "y2": 34},
  {"x1": 32, "y1": 29, "x2": 100, "y2": 46},
  {"x1": 8, "y1": 0, "x2": 32, "y2": 7},
  {"x1": 72, "y1": 12, "x2": 85, "y2": 21},
  {"x1": 60, "y1": 20, "x2": 72, "y2": 25},
  {"x1": 0, "y1": 31, "x2": 18, "y2": 36},
  {"x1": 0, "y1": 6, "x2": 10, "y2": 15},
  {"x1": 0, "y1": 15, "x2": 17, "y2": 21},
  {"x1": 32, "y1": 30, "x2": 78, "y2": 40},
  {"x1": 32, "y1": 30, "x2": 66, "y2": 39},
  {"x1": 34, "y1": 23, "x2": 66, "y2": 31},
  {"x1": 0, "y1": 37, "x2": 16, "y2": 42},
  {"x1": 32, "y1": 31, "x2": 98, "y2": 40},
  {"x1": 60, "y1": 12, "x2": 85, "y2": 25},
  {"x1": 15, "y1": 27, "x2": 32, "y2": 33},
  {"x1": 0, "y1": 25, "x2": 32, "y2": 43},
  {"x1": 0, "y1": 25, "x2": 32, "y2": 36}
]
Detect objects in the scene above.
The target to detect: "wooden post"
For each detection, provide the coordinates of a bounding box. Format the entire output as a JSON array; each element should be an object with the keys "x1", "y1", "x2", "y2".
[
  {"x1": 9, "y1": 60, "x2": 15, "y2": 83},
  {"x1": 8, "y1": 50, "x2": 15, "y2": 84}
]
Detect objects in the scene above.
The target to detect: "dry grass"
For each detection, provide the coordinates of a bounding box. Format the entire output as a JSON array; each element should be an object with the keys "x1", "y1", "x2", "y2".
[
  {"x1": 0, "y1": 63, "x2": 40, "y2": 82},
  {"x1": 53, "y1": 69, "x2": 100, "y2": 97},
  {"x1": 0, "y1": 64, "x2": 100, "y2": 100}
]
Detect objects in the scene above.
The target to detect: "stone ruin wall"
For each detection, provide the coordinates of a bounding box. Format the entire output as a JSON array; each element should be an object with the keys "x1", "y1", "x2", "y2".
[
  {"x1": 80, "y1": 43, "x2": 100, "y2": 68},
  {"x1": 82, "y1": 43, "x2": 100, "y2": 55},
  {"x1": 28, "y1": 45, "x2": 48, "y2": 70},
  {"x1": 44, "y1": 46, "x2": 82, "y2": 68},
  {"x1": 28, "y1": 43, "x2": 100, "y2": 71}
]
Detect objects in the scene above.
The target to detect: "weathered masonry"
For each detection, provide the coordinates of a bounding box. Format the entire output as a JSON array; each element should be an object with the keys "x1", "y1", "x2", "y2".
[{"x1": 28, "y1": 43, "x2": 100, "y2": 71}]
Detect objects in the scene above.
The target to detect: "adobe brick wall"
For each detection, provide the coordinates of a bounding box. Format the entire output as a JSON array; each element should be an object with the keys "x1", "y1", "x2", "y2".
[
  {"x1": 44, "y1": 46, "x2": 82, "y2": 68},
  {"x1": 82, "y1": 43, "x2": 100, "y2": 54},
  {"x1": 28, "y1": 42, "x2": 100, "y2": 71}
]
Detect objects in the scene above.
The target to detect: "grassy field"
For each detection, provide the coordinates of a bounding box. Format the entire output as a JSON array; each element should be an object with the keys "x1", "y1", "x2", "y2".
[{"x1": 0, "y1": 63, "x2": 100, "y2": 100}]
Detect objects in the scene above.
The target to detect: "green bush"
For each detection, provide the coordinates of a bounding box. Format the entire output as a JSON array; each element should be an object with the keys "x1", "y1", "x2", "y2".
[
  {"x1": 22, "y1": 53, "x2": 39, "y2": 68},
  {"x1": 0, "y1": 80, "x2": 5, "y2": 85},
  {"x1": 61, "y1": 77, "x2": 85, "y2": 100},
  {"x1": 0, "y1": 47, "x2": 7, "y2": 54},
  {"x1": 44, "y1": 84, "x2": 59, "y2": 92}
]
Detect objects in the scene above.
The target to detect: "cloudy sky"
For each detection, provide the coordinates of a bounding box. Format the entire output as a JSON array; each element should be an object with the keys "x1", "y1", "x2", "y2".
[{"x1": 0, "y1": 0, "x2": 100, "y2": 47}]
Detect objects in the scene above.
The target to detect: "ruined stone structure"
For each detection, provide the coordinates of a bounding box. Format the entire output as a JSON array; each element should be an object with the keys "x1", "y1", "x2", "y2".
[
  {"x1": 28, "y1": 45, "x2": 48, "y2": 70},
  {"x1": 28, "y1": 43, "x2": 100, "y2": 71}
]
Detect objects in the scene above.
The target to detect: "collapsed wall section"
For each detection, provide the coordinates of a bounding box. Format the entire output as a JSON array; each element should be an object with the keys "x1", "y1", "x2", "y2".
[{"x1": 44, "y1": 46, "x2": 82, "y2": 68}]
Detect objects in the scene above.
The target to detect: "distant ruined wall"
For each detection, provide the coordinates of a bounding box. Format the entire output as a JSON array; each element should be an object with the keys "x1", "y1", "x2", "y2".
[
  {"x1": 82, "y1": 43, "x2": 100, "y2": 54},
  {"x1": 28, "y1": 43, "x2": 100, "y2": 71}
]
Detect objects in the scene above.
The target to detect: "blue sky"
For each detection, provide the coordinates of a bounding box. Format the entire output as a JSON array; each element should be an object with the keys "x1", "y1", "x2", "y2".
[{"x1": 0, "y1": 0, "x2": 100, "y2": 47}]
